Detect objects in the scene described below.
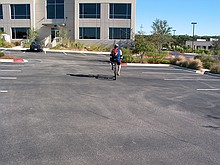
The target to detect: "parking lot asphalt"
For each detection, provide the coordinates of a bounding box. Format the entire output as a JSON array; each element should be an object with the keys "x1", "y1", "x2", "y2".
[{"x1": 0, "y1": 50, "x2": 220, "y2": 165}]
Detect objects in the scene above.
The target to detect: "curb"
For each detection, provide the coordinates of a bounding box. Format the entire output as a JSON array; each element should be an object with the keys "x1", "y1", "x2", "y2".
[
  {"x1": 122, "y1": 63, "x2": 170, "y2": 67},
  {"x1": 204, "y1": 71, "x2": 220, "y2": 78},
  {"x1": 0, "y1": 59, "x2": 28, "y2": 63}
]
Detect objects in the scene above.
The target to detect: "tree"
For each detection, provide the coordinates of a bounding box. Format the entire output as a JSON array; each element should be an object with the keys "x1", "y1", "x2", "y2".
[
  {"x1": 212, "y1": 37, "x2": 220, "y2": 50},
  {"x1": 151, "y1": 19, "x2": 172, "y2": 35},
  {"x1": 134, "y1": 34, "x2": 157, "y2": 58},
  {"x1": 151, "y1": 19, "x2": 172, "y2": 51},
  {"x1": 28, "y1": 28, "x2": 38, "y2": 41}
]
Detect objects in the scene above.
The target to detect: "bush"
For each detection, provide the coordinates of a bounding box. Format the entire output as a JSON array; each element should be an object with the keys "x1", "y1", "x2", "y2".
[
  {"x1": 122, "y1": 55, "x2": 139, "y2": 63},
  {"x1": 170, "y1": 56, "x2": 203, "y2": 70},
  {"x1": 187, "y1": 58, "x2": 203, "y2": 70},
  {"x1": 210, "y1": 63, "x2": 220, "y2": 74},
  {"x1": 194, "y1": 55, "x2": 216, "y2": 69},
  {"x1": 175, "y1": 56, "x2": 187, "y2": 66},
  {"x1": 0, "y1": 52, "x2": 4, "y2": 57}
]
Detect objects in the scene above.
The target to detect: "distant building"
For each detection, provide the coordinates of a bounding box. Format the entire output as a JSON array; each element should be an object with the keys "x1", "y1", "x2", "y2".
[
  {"x1": 186, "y1": 38, "x2": 219, "y2": 50},
  {"x1": 0, "y1": 0, "x2": 136, "y2": 47}
]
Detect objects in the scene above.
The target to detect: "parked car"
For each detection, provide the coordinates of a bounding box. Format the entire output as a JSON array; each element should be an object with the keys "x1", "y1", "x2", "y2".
[{"x1": 30, "y1": 42, "x2": 43, "y2": 52}]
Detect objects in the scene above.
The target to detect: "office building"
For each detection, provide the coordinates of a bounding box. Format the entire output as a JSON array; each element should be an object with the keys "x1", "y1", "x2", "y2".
[{"x1": 0, "y1": 0, "x2": 136, "y2": 47}]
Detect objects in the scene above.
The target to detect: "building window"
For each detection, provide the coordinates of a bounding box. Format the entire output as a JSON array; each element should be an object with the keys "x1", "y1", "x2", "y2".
[
  {"x1": 0, "y1": 28, "x2": 4, "y2": 32},
  {"x1": 47, "y1": 0, "x2": 64, "y2": 19},
  {"x1": 0, "y1": 4, "x2": 3, "y2": 19},
  {"x1": 79, "y1": 27, "x2": 100, "y2": 39},
  {"x1": 79, "y1": 3, "x2": 100, "y2": 18},
  {"x1": 12, "y1": 28, "x2": 29, "y2": 39},
  {"x1": 11, "y1": 4, "x2": 30, "y2": 19},
  {"x1": 109, "y1": 28, "x2": 130, "y2": 39},
  {"x1": 110, "y1": 3, "x2": 131, "y2": 19}
]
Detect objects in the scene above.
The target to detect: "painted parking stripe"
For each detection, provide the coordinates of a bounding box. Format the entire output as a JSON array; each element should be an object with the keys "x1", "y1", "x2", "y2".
[
  {"x1": 164, "y1": 78, "x2": 220, "y2": 81},
  {"x1": 0, "y1": 90, "x2": 8, "y2": 93},
  {"x1": 0, "y1": 77, "x2": 17, "y2": 80},
  {"x1": 0, "y1": 70, "x2": 21, "y2": 72},
  {"x1": 197, "y1": 89, "x2": 220, "y2": 91},
  {"x1": 125, "y1": 67, "x2": 180, "y2": 70},
  {"x1": 142, "y1": 72, "x2": 199, "y2": 75}
]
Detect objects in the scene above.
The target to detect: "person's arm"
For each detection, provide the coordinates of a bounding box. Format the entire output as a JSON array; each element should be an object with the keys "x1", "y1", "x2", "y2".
[{"x1": 119, "y1": 49, "x2": 123, "y2": 59}]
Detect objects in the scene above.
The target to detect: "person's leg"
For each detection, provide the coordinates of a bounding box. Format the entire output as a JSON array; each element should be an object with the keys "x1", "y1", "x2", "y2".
[{"x1": 117, "y1": 60, "x2": 121, "y2": 76}]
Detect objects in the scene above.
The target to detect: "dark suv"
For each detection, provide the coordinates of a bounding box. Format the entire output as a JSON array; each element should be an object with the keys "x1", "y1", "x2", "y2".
[{"x1": 30, "y1": 42, "x2": 43, "y2": 52}]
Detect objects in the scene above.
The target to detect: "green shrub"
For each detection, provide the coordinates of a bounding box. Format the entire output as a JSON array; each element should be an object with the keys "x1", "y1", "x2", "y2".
[
  {"x1": 87, "y1": 44, "x2": 109, "y2": 52},
  {"x1": 210, "y1": 63, "x2": 220, "y2": 74},
  {"x1": 170, "y1": 58, "x2": 178, "y2": 65},
  {"x1": 160, "y1": 59, "x2": 170, "y2": 64},
  {"x1": 194, "y1": 55, "x2": 216, "y2": 69},
  {"x1": 0, "y1": 38, "x2": 4, "y2": 47},
  {"x1": 0, "y1": 52, "x2": 5, "y2": 57},
  {"x1": 203, "y1": 62, "x2": 213, "y2": 69},
  {"x1": 122, "y1": 55, "x2": 139, "y2": 63}
]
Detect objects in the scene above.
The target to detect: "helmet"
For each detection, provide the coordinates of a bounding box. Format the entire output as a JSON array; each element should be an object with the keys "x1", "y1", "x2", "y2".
[{"x1": 114, "y1": 44, "x2": 119, "y2": 48}]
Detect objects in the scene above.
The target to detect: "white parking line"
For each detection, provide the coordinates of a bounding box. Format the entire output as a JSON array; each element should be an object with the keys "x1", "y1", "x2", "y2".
[
  {"x1": 197, "y1": 89, "x2": 220, "y2": 91},
  {"x1": 125, "y1": 67, "x2": 180, "y2": 70},
  {"x1": 0, "y1": 77, "x2": 17, "y2": 80},
  {"x1": 0, "y1": 90, "x2": 8, "y2": 93},
  {"x1": 142, "y1": 72, "x2": 199, "y2": 75},
  {"x1": 0, "y1": 70, "x2": 21, "y2": 72},
  {"x1": 164, "y1": 78, "x2": 220, "y2": 81}
]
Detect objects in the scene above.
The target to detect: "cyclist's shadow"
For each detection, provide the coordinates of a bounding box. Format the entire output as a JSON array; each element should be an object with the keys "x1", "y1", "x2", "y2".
[{"x1": 67, "y1": 73, "x2": 114, "y2": 81}]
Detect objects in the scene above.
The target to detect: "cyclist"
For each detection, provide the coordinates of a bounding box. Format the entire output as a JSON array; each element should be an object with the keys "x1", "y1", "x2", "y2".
[{"x1": 110, "y1": 44, "x2": 123, "y2": 76}]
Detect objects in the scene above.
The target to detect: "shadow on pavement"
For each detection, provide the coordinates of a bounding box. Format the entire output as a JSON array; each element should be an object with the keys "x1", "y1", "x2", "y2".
[{"x1": 67, "y1": 73, "x2": 114, "y2": 81}]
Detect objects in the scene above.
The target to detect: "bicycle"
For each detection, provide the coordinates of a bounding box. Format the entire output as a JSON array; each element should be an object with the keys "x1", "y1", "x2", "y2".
[{"x1": 111, "y1": 61, "x2": 117, "y2": 80}]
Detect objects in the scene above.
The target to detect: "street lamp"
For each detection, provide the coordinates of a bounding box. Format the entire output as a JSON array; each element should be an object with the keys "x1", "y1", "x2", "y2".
[
  {"x1": 172, "y1": 29, "x2": 176, "y2": 36},
  {"x1": 191, "y1": 22, "x2": 197, "y2": 52},
  {"x1": 172, "y1": 30, "x2": 176, "y2": 51}
]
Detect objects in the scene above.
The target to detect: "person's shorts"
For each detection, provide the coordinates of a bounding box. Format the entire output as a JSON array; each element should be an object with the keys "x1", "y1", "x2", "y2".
[{"x1": 111, "y1": 57, "x2": 121, "y2": 65}]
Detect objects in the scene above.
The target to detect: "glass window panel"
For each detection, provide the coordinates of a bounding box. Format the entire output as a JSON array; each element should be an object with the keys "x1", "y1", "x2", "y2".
[
  {"x1": 0, "y1": 5, "x2": 3, "y2": 19},
  {"x1": 79, "y1": 27, "x2": 100, "y2": 39},
  {"x1": 0, "y1": 28, "x2": 4, "y2": 32},
  {"x1": 79, "y1": 3, "x2": 100, "y2": 18},
  {"x1": 56, "y1": 0, "x2": 64, "y2": 3},
  {"x1": 109, "y1": 28, "x2": 130, "y2": 39},
  {"x1": 47, "y1": 5, "x2": 55, "y2": 19},
  {"x1": 11, "y1": 4, "x2": 30, "y2": 19},
  {"x1": 110, "y1": 3, "x2": 131, "y2": 19},
  {"x1": 47, "y1": 0, "x2": 54, "y2": 3},
  {"x1": 56, "y1": 5, "x2": 64, "y2": 18},
  {"x1": 12, "y1": 28, "x2": 29, "y2": 39},
  {"x1": 47, "y1": 0, "x2": 64, "y2": 19}
]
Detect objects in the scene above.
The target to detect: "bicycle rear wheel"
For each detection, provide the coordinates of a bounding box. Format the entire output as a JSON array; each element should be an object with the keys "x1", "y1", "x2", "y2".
[{"x1": 113, "y1": 63, "x2": 117, "y2": 80}]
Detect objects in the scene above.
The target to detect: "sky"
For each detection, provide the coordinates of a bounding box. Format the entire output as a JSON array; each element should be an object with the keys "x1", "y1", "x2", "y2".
[{"x1": 136, "y1": 0, "x2": 220, "y2": 36}]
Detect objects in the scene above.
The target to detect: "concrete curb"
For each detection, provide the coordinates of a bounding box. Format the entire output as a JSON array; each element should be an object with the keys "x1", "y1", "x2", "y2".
[
  {"x1": 204, "y1": 71, "x2": 220, "y2": 78},
  {"x1": 0, "y1": 59, "x2": 28, "y2": 63},
  {"x1": 43, "y1": 48, "x2": 110, "y2": 55},
  {"x1": 122, "y1": 63, "x2": 171, "y2": 67}
]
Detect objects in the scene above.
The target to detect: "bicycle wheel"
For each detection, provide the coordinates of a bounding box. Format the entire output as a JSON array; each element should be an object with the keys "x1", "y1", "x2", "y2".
[{"x1": 113, "y1": 63, "x2": 117, "y2": 80}]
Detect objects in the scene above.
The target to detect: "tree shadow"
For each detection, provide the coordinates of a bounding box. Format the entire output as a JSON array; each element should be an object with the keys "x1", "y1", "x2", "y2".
[
  {"x1": 67, "y1": 73, "x2": 114, "y2": 81},
  {"x1": 207, "y1": 115, "x2": 220, "y2": 120},
  {"x1": 202, "y1": 125, "x2": 220, "y2": 130}
]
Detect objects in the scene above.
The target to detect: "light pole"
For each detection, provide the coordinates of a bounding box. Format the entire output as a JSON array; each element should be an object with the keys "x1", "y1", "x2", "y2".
[
  {"x1": 191, "y1": 22, "x2": 197, "y2": 52},
  {"x1": 172, "y1": 30, "x2": 176, "y2": 51}
]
